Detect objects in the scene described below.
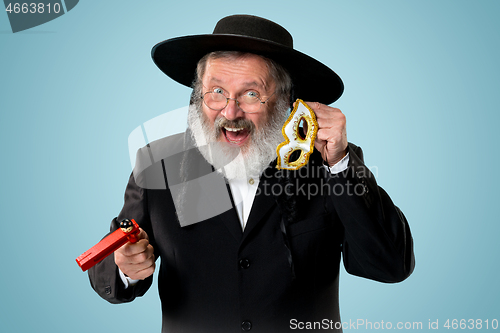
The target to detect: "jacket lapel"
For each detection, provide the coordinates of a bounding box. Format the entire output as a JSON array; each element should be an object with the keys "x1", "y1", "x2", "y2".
[
  {"x1": 241, "y1": 166, "x2": 280, "y2": 242},
  {"x1": 219, "y1": 182, "x2": 244, "y2": 241}
]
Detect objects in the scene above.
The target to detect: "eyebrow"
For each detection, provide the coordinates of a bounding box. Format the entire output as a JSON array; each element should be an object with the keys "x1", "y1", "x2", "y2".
[{"x1": 206, "y1": 77, "x2": 269, "y2": 91}]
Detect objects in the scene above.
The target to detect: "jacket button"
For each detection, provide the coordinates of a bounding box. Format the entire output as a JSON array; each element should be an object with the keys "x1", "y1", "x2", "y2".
[
  {"x1": 105, "y1": 286, "x2": 111, "y2": 295},
  {"x1": 239, "y1": 258, "x2": 251, "y2": 269},
  {"x1": 241, "y1": 321, "x2": 252, "y2": 331}
]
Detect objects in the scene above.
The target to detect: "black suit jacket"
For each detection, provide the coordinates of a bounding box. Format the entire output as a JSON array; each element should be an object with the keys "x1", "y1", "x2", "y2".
[{"x1": 89, "y1": 131, "x2": 414, "y2": 333}]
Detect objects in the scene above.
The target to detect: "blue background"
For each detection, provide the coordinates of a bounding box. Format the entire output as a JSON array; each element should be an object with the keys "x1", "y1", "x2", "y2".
[{"x1": 1, "y1": 0, "x2": 499, "y2": 331}]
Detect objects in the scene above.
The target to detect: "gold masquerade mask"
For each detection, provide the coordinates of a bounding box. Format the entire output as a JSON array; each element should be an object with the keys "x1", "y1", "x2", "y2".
[{"x1": 276, "y1": 99, "x2": 318, "y2": 170}]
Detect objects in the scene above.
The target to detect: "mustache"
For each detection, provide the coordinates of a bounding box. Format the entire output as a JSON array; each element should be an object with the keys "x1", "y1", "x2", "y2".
[{"x1": 214, "y1": 117, "x2": 256, "y2": 137}]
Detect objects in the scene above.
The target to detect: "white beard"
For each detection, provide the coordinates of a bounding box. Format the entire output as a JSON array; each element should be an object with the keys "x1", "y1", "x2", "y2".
[{"x1": 188, "y1": 101, "x2": 289, "y2": 180}]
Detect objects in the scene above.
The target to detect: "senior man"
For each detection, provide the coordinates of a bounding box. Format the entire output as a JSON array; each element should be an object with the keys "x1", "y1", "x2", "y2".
[{"x1": 88, "y1": 15, "x2": 414, "y2": 333}]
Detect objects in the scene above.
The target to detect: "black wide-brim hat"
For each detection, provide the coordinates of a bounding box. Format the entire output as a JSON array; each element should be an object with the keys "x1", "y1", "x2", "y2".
[{"x1": 152, "y1": 15, "x2": 343, "y2": 105}]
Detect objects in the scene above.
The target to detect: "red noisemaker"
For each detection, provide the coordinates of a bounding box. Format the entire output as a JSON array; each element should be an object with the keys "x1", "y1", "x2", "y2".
[{"x1": 76, "y1": 219, "x2": 140, "y2": 272}]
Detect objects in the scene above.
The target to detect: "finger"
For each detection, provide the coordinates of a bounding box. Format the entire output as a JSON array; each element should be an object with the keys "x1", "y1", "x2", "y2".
[
  {"x1": 316, "y1": 129, "x2": 346, "y2": 149},
  {"x1": 115, "y1": 228, "x2": 149, "y2": 254},
  {"x1": 304, "y1": 101, "x2": 340, "y2": 115},
  {"x1": 315, "y1": 116, "x2": 337, "y2": 129},
  {"x1": 315, "y1": 115, "x2": 346, "y2": 138},
  {"x1": 115, "y1": 244, "x2": 155, "y2": 268},
  {"x1": 316, "y1": 128, "x2": 340, "y2": 143},
  {"x1": 123, "y1": 243, "x2": 155, "y2": 263},
  {"x1": 117, "y1": 254, "x2": 156, "y2": 280},
  {"x1": 304, "y1": 102, "x2": 344, "y2": 123},
  {"x1": 303, "y1": 101, "x2": 322, "y2": 111},
  {"x1": 118, "y1": 251, "x2": 155, "y2": 270},
  {"x1": 117, "y1": 238, "x2": 150, "y2": 256},
  {"x1": 137, "y1": 228, "x2": 149, "y2": 241},
  {"x1": 314, "y1": 108, "x2": 345, "y2": 124},
  {"x1": 127, "y1": 262, "x2": 156, "y2": 280}
]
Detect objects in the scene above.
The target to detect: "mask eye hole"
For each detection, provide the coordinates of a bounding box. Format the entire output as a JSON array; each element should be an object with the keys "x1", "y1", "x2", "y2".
[
  {"x1": 288, "y1": 149, "x2": 302, "y2": 164},
  {"x1": 298, "y1": 117, "x2": 307, "y2": 140}
]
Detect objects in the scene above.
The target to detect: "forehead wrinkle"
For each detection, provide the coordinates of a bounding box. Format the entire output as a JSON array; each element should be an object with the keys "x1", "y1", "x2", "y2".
[
  {"x1": 243, "y1": 80, "x2": 268, "y2": 90},
  {"x1": 203, "y1": 60, "x2": 273, "y2": 93},
  {"x1": 206, "y1": 76, "x2": 271, "y2": 94}
]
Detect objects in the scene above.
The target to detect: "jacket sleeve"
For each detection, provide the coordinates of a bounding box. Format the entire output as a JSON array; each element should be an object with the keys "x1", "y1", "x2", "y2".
[
  {"x1": 328, "y1": 143, "x2": 415, "y2": 283},
  {"x1": 88, "y1": 172, "x2": 155, "y2": 303}
]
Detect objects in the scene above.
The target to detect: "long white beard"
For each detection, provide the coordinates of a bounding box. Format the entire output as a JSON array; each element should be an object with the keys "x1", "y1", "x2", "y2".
[{"x1": 188, "y1": 101, "x2": 288, "y2": 180}]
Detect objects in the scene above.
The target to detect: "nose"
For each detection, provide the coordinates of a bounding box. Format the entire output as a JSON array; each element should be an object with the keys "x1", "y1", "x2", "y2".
[{"x1": 221, "y1": 98, "x2": 245, "y2": 120}]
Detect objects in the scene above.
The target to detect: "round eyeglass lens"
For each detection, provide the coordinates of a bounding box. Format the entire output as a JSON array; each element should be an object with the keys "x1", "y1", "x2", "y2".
[{"x1": 204, "y1": 93, "x2": 227, "y2": 111}]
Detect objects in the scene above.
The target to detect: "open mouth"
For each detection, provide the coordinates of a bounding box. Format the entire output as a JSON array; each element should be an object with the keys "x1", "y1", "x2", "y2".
[{"x1": 222, "y1": 126, "x2": 251, "y2": 145}]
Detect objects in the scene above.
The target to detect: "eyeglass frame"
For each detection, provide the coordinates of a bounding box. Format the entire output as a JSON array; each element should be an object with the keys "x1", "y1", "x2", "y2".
[{"x1": 200, "y1": 90, "x2": 276, "y2": 114}]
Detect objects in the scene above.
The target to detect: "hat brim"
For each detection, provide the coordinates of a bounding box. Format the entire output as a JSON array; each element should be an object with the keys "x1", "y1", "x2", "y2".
[{"x1": 151, "y1": 34, "x2": 343, "y2": 105}]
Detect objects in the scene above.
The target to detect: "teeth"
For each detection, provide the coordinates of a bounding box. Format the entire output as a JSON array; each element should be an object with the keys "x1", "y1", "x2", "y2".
[{"x1": 224, "y1": 127, "x2": 244, "y2": 132}]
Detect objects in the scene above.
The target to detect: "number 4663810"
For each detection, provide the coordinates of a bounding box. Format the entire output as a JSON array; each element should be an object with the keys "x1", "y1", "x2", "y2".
[
  {"x1": 444, "y1": 319, "x2": 499, "y2": 330},
  {"x1": 5, "y1": 3, "x2": 62, "y2": 14}
]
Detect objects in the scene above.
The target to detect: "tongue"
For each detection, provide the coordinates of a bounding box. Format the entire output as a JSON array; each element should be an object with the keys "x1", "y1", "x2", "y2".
[{"x1": 225, "y1": 129, "x2": 249, "y2": 143}]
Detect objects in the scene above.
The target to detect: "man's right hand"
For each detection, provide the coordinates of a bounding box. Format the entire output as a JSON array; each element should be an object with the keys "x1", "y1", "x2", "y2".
[{"x1": 114, "y1": 228, "x2": 155, "y2": 280}]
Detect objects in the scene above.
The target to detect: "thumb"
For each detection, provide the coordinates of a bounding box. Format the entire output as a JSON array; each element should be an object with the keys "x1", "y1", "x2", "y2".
[{"x1": 136, "y1": 228, "x2": 149, "y2": 241}]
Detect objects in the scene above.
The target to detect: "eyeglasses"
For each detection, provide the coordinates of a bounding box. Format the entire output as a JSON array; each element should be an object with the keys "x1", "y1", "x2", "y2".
[{"x1": 201, "y1": 89, "x2": 275, "y2": 114}]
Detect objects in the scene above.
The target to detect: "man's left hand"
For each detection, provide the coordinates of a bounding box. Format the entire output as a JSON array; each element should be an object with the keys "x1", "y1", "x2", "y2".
[{"x1": 306, "y1": 102, "x2": 348, "y2": 166}]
